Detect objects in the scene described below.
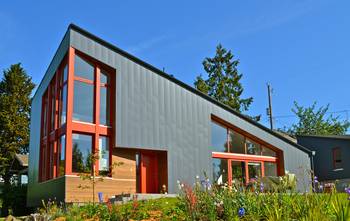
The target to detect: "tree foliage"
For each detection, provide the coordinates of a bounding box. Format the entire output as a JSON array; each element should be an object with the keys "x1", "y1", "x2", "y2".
[
  {"x1": 194, "y1": 44, "x2": 254, "y2": 114},
  {"x1": 288, "y1": 101, "x2": 350, "y2": 136},
  {"x1": 0, "y1": 63, "x2": 35, "y2": 216}
]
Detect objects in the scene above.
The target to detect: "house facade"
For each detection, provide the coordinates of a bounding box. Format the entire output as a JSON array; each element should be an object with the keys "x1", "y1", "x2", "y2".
[
  {"x1": 28, "y1": 24, "x2": 312, "y2": 206},
  {"x1": 297, "y1": 135, "x2": 350, "y2": 187}
]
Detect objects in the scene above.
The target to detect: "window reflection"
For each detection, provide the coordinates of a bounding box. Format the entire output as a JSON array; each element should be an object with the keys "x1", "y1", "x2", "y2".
[
  {"x1": 212, "y1": 158, "x2": 228, "y2": 185},
  {"x1": 72, "y1": 134, "x2": 93, "y2": 173},
  {"x1": 229, "y1": 130, "x2": 245, "y2": 154},
  {"x1": 248, "y1": 162, "x2": 261, "y2": 181},
  {"x1": 246, "y1": 139, "x2": 261, "y2": 155},
  {"x1": 74, "y1": 55, "x2": 94, "y2": 81},
  {"x1": 73, "y1": 81, "x2": 94, "y2": 123},
  {"x1": 99, "y1": 136, "x2": 109, "y2": 175},
  {"x1": 264, "y1": 162, "x2": 277, "y2": 177},
  {"x1": 211, "y1": 122, "x2": 228, "y2": 152}
]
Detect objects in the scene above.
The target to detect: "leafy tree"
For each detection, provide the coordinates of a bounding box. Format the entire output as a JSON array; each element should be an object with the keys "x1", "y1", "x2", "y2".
[
  {"x1": 287, "y1": 101, "x2": 350, "y2": 136},
  {"x1": 0, "y1": 63, "x2": 35, "y2": 216},
  {"x1": 194, "y1": 44, "x2": 255, "y2": 115}
]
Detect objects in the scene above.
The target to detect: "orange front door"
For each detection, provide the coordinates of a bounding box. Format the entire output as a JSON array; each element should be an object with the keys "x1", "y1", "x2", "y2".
[{"x1": 140, "y1": 153, "x2": 159, "y2": 193}]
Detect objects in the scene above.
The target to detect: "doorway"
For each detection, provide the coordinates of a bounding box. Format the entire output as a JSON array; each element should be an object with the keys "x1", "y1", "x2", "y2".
[{"x1": 139, "y1": 151, "x2": 167, "y2": 193}]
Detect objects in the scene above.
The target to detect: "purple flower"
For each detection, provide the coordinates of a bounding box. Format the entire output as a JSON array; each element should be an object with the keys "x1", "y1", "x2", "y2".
[
  {"x1": 345, "y1": 187, "x2": 350, "y2": 200},
  {"x1": 238, "y1": 207, "x2": 245, "y2": 217},
  {"x1": 201, "y1": 179, "x2": 212, "y2": 190},
  {"x1": 345, "y1": 187, "x2": 350, "y2": 194},
  {"x1": 260, "y1": 183, "x2": 264, "y2": 192}
]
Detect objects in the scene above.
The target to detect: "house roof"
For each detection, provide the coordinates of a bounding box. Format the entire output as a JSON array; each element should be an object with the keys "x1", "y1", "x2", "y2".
[
  {"x1": 297, "y1": 134, "x2": 350, "y2": 140},
  {"x1": 36, "y1": 23, "x2": 313, "y2": 156},
  {"x1": 15, "y1": 154, "x2": 28, "y2": 167}
]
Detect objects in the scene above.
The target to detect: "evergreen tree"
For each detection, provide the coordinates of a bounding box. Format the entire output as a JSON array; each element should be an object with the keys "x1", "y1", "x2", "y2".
[
  {"x1": 287, "y1": 101, "x2": 350, "y2": 136},
  {"x1": 194, "y1": 44, "x2": 257, "y2": 118},
  {"x1": 0, "y1": 63, "x2": 35, "y2": 216}
]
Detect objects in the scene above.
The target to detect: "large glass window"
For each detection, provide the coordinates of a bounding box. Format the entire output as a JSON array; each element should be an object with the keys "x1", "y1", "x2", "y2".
[
  {"x1": 99, "y1": 136, "x2": 109, "y2": 175},
  {"x1": 212, "y1": 158, "x2": 228, "y2": 185},
  {"x1": 229, "y1": 130, "x2": 245, "y2": 154},
  {"x1": 72, "y1": 134, "x2": 93, "y2": 173},
  {"x1": 74, "y1": 55, "x2": 94, "y2": 81},
  {"x1": 211, "y1": 122, "x2": 228, "y2": 152},
  {"x1": 73, "y1": 81, "x2": 94, "y2": 123}
]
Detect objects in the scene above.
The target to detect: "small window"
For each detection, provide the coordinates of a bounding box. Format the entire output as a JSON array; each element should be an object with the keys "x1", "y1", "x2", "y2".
[
  {"x1": 99, "y1": 136, "x2": 110, "y2": 175},
  {"x1": 72, "y1": 133, "x2": 93, "y2": 173},
  {"x1": 264, "y1": 162, "x2": 277, "y2": 177},
  {"x1": 246, "y1": 139, "x2": 261, "y2": 155},
  {"x1": 332, "y1": 148, "x2": 342, "y2": 169},
  {"x1": 58, "y1": 135, "x2": 66, "y2": 176},
  {"x1": 100, "y1": 87, "x2": 110, "y2": 125},
  {"x1": 261, "y1": 146, "x2": 276, "y2": 157}
]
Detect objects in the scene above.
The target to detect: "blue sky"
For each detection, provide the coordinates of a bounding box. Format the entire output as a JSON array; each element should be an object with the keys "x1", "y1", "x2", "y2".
[{"x1": 1, "y1": 0, "x2": 350, "y2": 129}]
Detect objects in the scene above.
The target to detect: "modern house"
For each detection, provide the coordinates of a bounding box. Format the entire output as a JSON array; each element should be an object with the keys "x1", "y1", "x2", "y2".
[
  {"x1": 297, "y1": 135, "x2": 350, "y2": 188},
  {"x1": 27, "y1": 24, "x2": 312, "y2": 206}
]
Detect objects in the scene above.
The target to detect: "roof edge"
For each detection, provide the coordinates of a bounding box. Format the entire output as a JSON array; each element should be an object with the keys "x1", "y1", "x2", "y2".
[{"x1": 40, "y1": 23, "x2": 312, "y2": 155}]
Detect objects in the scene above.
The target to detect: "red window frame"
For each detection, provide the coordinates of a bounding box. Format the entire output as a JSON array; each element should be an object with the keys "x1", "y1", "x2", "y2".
[
  {"x1": 39, "y1": 57, "x2": 68, "y2": 182},
  {"x1": 332, "y1": 147, "x2": 342, "y2": 169},
  {"x1": 211, "y1": 115, "x2": 283, "y2": 185},
  {"x1": 66, "y1": 48, "x2": 115, "y2": 176},
  {"x1": 39, "y1": 48, "x2": 115, "y2": 181}
]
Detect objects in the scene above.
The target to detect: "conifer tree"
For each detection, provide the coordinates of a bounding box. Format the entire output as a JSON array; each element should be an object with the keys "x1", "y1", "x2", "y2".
[
  {"x1": 0, "y1": 63, "x2": 35, "y2": 216},
  {"x1": 194, "y1": 44, "x2": 258, "y2": 119}
]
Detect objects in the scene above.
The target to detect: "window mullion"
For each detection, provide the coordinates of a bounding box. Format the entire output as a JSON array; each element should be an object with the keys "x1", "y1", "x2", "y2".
[{"x1": 95, "y1": 66, "x2": 101, "y2": 175}]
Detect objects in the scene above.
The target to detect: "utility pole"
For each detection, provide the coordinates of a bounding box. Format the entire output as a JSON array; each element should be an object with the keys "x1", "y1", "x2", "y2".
[{"x1": 267, "y1": 83, "x2": 274, "y2": 130}]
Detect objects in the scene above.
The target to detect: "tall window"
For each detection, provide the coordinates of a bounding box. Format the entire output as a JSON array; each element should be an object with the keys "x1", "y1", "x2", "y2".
[
  {"x1": 100, "y1": 71, "x2": 111, "y2": 126},
  {"x1": 332, "y1": 148, "x2": 342, "y2": 169},
  {"x1": 69, "y1": 52, "x2": 114, "y2": 176},
  {"x1": 39, "y1": 58, "x2": 68, "y2": 182},
  {"x1": 39, "y1": 49, "x2": 114, "y2": 181}
]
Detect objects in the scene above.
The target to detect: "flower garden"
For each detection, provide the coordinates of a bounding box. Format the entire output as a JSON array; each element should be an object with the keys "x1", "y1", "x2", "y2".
[{"x1": 21, "y1": 175, "x2": 349, "y2": 221}]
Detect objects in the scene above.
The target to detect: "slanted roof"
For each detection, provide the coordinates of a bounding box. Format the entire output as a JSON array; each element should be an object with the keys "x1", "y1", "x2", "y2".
[
  {"x1": 297, "y1": 134, "x2": 350, "y2": 141},
  {"x1": 15, "y1": 154, "x2": 28, "y2": 167},
  {"x1": 35, "y1": 23, "x2": 313, "y2": 156}
]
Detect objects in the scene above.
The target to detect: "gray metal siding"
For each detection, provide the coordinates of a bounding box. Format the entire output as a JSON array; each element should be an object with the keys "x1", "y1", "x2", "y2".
[
  {"x1": 27, "y1": 31, "x2": 69, "y2": 206},
  {"x1": 298, "y1": 136, "x2": 350, "y2": 181},
  {"x1": 70, "y1": 29, "x2": 311, "y2": 192}
]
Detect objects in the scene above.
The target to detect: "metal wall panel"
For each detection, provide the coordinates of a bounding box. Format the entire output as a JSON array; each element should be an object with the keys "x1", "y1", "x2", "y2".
[
  {"x1": 70, "y1": 28, "x2": 311, "y2": 192},
  {"x1": 27, "y1": 31, "x2": 69, "y2": 206}
]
